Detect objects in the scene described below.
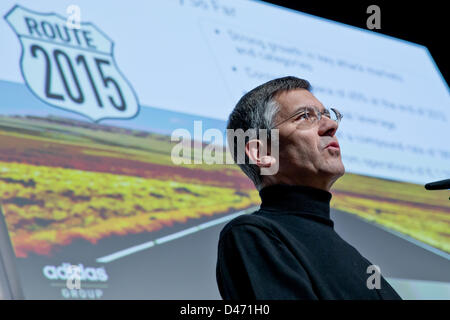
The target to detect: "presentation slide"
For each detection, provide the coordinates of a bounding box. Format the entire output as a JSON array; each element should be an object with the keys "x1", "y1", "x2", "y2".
[{"x1": 0, "y1": 0, "x2": 448, "y2": 299}]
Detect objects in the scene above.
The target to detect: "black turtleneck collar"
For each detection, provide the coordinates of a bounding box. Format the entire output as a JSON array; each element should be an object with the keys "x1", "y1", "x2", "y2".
[{"x1": 259, "y1": 184, "x2": 333, "y2": 224}]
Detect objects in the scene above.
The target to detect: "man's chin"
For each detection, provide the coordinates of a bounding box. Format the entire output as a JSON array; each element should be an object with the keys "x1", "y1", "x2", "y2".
[
  {"x1": 335, "y1": 163, "x2": 346, "y2": 177},
  {"x1": 326, "y1": 167, "x2": 345, "y2": 189},
  {"x1": 322, "y1": 163, "x2": 345, "y2": 179}
]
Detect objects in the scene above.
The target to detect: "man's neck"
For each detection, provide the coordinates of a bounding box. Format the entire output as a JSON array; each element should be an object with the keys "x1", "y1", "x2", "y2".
[{"x1": 262, "y1": 174, "x2": 336, "y2": 192}]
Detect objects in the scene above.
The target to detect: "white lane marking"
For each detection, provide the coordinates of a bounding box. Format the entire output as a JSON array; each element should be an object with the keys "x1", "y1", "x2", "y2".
[
  {"x1": 96, "y1": 207, "x2": 258, "y2": 263},
  {"x1": 334, "y1": 209, "x2": 450, "y2": 260}
]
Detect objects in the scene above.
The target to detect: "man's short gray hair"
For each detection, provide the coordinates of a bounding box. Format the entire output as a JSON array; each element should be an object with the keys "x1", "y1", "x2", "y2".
[{"x1": 227, "y1": 76, "x2": 311, "y2": 190}]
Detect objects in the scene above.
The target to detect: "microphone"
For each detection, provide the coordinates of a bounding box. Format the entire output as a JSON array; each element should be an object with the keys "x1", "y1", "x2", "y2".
[{"x1": 424, "y1": 178, "x2": 450, "y2": 190}]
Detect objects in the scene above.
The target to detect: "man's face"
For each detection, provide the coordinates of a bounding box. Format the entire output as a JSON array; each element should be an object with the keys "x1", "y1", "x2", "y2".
[{"x1": 271, "y1": 88, "x2": 345, "y2": 190}]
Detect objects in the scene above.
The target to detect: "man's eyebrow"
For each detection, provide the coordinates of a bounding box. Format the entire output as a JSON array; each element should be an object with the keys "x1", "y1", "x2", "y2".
[
  {"x1": 290, "y1": 105, "x2": 310, "y2": 114},
  {"x1": 291, "y1": 105, "x2": 325, "y2": 114},
  {"x1": 276, "y1": 105, "x2": 327, "y2": 125},
  {"x1": 277, "y1": 106, "x2": 306, "y2": 121}
]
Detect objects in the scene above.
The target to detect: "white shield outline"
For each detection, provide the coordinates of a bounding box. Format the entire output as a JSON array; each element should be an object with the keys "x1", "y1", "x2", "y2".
[{"x1": 4, "y1": 5, "x2": 140, "y2": 122}]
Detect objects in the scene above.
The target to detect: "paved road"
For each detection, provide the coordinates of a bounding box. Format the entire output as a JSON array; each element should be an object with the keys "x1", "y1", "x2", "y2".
[{"x1": 13, "y1": 208, "x2": 450, "y2": 299}]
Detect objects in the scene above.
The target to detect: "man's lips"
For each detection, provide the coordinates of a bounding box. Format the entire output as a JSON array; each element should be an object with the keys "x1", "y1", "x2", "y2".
[{"x1": 325, "y1": 141, "x2": 340, "y2": 149}]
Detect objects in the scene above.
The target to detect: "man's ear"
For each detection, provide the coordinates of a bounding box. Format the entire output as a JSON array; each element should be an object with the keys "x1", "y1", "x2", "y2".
[{"x1": 245, "y1": 139, "x2": 276, "y2": 168}]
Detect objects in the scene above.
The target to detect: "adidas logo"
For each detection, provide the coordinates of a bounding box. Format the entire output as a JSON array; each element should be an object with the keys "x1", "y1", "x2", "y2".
[{"x1": 43, "y1": 262, "x2": 108, "y2": 282}]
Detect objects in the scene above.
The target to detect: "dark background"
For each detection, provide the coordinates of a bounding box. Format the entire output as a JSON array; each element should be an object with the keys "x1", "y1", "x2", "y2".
[{"x1": 263, "y1": 1, "x2": 449, "y2": 85}]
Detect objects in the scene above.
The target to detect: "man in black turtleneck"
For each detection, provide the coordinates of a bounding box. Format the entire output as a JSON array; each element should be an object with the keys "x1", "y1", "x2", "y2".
[{"x1": 216, "y1": 76, "x2": 402, "y2": 300}]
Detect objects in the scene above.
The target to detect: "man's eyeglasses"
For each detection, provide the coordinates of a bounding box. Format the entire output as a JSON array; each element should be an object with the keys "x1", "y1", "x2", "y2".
[{"x1": 273, "y1": 105, "x2": 343, "y2": 128}]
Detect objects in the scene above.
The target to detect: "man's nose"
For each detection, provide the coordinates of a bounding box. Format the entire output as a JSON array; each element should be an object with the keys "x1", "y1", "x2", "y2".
[{"x1": 318, "y1": 116, "x2": 338, "y2": 137}]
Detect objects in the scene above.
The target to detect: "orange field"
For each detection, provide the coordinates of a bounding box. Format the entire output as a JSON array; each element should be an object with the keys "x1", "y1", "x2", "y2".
[{"x1": 0, "y1": 115, "x2": 448, "y2": 257}]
